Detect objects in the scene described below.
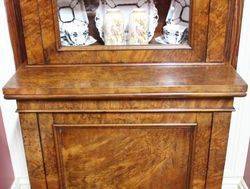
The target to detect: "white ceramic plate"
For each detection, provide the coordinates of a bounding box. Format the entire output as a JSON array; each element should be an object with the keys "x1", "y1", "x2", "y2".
[
  {"x1": 95, "y1": 0, "x2": 159, "y2": 43},
  {"x1": 58, "y1": 0, "x2": 97, "y2": 46}
]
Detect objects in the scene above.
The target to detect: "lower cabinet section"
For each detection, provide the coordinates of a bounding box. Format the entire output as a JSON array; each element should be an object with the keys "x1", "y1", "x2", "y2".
[{"x1": 19, "y1": 104, "x2": 232, "y2": 189}]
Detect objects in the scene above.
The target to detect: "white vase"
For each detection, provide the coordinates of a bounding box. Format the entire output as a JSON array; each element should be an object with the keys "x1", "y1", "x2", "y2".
[
  {"x1": 103, "y1": 9, "x2": 125, "y2": 45},
  {"x1": 128, "y1": 8, "x2": 149, "y2": 45}
]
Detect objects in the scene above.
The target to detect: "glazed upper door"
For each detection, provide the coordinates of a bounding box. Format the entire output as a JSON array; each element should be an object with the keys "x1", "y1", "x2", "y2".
[
  {"x1": 19, "y1": 0, "x2": 229, "y2": 64},
  {"x1": 38, "y1": 112, "x2": 212, "y2": 189}
]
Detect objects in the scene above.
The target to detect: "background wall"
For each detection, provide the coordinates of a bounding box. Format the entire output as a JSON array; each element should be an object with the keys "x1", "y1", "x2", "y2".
[
  {"x1": 244, "y1": 145, "x2": 250, "y2": 187},
  {"x1": 222, "y1": 0, "x2": 250, "y2": 188},
  {"x1": 0, "y1": 107, "x2": 14, "y2": 188},
  {"x1": 0, "y1": 0, "x2": 29, "y2": 187},
  {"x1": 0, "y1": 0, "x2": 249, "y2": 188}
]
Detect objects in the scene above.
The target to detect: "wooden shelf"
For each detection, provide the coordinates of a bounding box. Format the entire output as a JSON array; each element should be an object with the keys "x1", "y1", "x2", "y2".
[
  {"x1": 58, "y1": 43, "x2": 191, "y2": 51},
  {"x1": 3, "y1": 65, "x2": 247, "y2": 99}
]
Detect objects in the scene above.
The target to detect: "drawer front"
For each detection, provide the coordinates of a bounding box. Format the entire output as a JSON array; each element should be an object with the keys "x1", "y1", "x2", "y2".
[{"x1": 38, "y1": 113, "x2": 212, "y2": 189}]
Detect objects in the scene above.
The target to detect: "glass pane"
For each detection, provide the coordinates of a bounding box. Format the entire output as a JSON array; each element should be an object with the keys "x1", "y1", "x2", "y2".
[{"x1": 56, "y1": 0, "x2": 190, "y2": 47}]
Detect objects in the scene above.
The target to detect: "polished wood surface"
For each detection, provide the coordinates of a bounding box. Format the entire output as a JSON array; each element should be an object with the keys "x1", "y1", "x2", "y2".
[
  {"x1": 39, "y1": 114, "x2": 59, "y2": 189},
  {"x1": 55, "y1": 125, "x2": 193, "y2": 188},
  {"x1": 206, "y1": 112, "x2": 232, "y2": 189},
  {"x1": 227, "y1": 0, "x2": 244, "y2": 68},
  {"x1": 19, "y1": 0, "x2": 44, "y2": 65},
  {"x1": 16, "y1": 99, "x2": 236, "y2": 189},
  {"x1": 206, "y1": 0, "x2": 229, "y2": 62},
  {"x1": 3, "y1": 0, "x2": 248, "y2": 188},
  {"x1": 19, "y1": 113, "x2": 47, "y2": 188},
  {"x1": 16, "y1": 98, "x2": 234, "y2": 113},
  {"x1": 4, "y1": 0, "x2": 26, "y2": 68},
  {"x1": 35, "y1": 111, "x2": 214, "y2": 189},
  {"x1": 3, "y1": 65, "x2": 247, "y2": 99}
]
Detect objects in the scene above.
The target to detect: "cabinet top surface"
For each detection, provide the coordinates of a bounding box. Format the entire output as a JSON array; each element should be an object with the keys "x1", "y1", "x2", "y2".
[{"x1": 3, "y1": 65, "x2": 247, "y2": 99}]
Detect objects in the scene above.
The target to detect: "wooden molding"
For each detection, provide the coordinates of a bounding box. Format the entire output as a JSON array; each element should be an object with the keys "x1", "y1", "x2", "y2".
[{"x1": 4, "y1": 0, "x2": 26, "y2": 69}]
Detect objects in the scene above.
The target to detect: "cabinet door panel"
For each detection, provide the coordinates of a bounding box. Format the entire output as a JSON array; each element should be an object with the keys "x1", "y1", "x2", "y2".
[
  {"x1": 38, "y1": 113, "x2": 212, "y2": 189},
  {"x1": 55, "y1": 125, "x2": 194, "y2": 189}
]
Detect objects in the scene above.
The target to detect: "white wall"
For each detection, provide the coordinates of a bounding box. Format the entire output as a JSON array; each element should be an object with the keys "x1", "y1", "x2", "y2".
[
  {"x1": 0, "y1": 0, "x2": 28, "y2": 185},
  {"x1": 0, "y1": 0, "x2": 249, "y2": 188},
  {"x1": 223, "y1": 0, "x2": 250, "y2": 188}
]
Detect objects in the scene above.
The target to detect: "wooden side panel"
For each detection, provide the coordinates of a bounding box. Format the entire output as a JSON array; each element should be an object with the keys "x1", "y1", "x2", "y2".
[
  {"x1": 206, "y1": 0, "x2": 229, "y2": 62},
  {"x1": 4, "y1": 0, "x2": 26, "y2": 68},
  {"x1": 38, "y1": 114, "x2": 60, "y2": 189},
  {"x1": 19, "y1": 0, "x2": 44, "y2": 64},
  {"x1": 37, "y1": 0, "x2": 56, "y2": 63},
  {"x1": 19, "y1": 113, "x2": 47, "y2": 188},
  {"x1": 227, "y1": 0, "x2": 244, "y2": 68},
  {"x1": 189, "y1": 113, "x2": 212, "y2": 188},
  {"x1": 206, "y1": 112, "x2": 232, "y2": 189}
]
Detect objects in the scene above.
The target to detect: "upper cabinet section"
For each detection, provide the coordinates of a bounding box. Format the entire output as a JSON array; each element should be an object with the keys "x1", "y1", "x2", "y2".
[{"x1": 19, "y1": 0, "x2": 235, "y2": 64}]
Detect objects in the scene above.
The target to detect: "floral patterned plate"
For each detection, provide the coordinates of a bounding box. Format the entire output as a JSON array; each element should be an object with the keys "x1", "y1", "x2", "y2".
[
  {"x1": 95, "y1": 0, "x2": 159, "y2": 44},
  {"x1": 58, "y1": 0, "x2": 97, "y2": 46}
]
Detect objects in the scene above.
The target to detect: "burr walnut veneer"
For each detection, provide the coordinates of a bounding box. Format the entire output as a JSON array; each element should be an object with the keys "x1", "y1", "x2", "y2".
[{"x1": 2, "y1": 0, "x2": 248, "y2": 188}]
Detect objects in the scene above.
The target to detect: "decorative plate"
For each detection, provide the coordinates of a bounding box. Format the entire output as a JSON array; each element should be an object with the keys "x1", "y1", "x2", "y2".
[
  {"x1": 58, "y1": 0, "x2": 97, "y2": 46},
  {"x1": 95, "y1": 0, "x2": 159, "y2": 44}
]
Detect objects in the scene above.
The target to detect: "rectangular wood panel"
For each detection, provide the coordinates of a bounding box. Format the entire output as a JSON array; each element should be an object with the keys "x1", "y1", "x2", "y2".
[
  {"x1": 39, "y1": 114, "x2": 60, "y2": 189},
  {"x1": 206, "y1": 112, "x2": 232, "y2": 189},
  {"x1": 53, "y1": 113, "x2": 197, "y2": 125},
  {"x1": 189, "y1": 113, "x2": 212, "y2": 188},
  {"x1": 206, "y1": 0, "x2": 229, "y2": 62},
  {"x1": 19, "y1": 0, "x2": 44, "y2": 64},
  {"x1": 16, "y1": 98, "x2": 234, "y2": 113},
  {"x1": 19, "y1": 113, "x2": 47, "y2": 189},
  {"x1": 54, "y1": 124, "x2": 194, "y2": 189},
  {"x1": 36, "y1": 112, "x2": 215, "y2": 189}
]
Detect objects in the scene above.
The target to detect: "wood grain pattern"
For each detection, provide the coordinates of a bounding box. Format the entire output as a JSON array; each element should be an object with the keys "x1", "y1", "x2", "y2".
[
  {"x1": 19, "y1": 0, "x2": 44, "y2": 64},
  {"x1": 3, "y1": 0, "x2": 248, "y2": 188},
  {"x1": 38, "y1": 114, "x2": 60, "y2": 189},
  {"x1": 189, "y1": 113, "x2": 212, "y2": 188},
  {"x1": 36, "y1": 112, "x2": 213, "y2": 189},
  {"x1": 226, "y1": 0, "x2": 244, "y2": 68},
  {"x1": 4, "y1": 0, "x2": 26, "y2": 68},
  {"x1": 3, "y1": 65, "x2": 247, "y2": 100},
  {"x1": 206, "y1": 112, "x2": 232, "y2": 189},
  {"x1": 206, "y1": 0, "x2": 229, "y2": 62},
  {"x1": 53, "y1": 113, "x2": 197, "y2": 125},
  {"x1": 16, "y1": 98, "x2": 234, "y2": 113},
  {"x1": 55, "y1": 125, "x2": 193, "y2": 189},
  {"x1": 19, "y1": 113, "x2": 47, "y2": 189}
]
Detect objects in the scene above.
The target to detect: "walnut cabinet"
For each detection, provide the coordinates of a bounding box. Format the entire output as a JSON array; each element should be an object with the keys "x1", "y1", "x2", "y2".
[{"x1": 2, "y1": 0, "x2": 248, "y2": 188}]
